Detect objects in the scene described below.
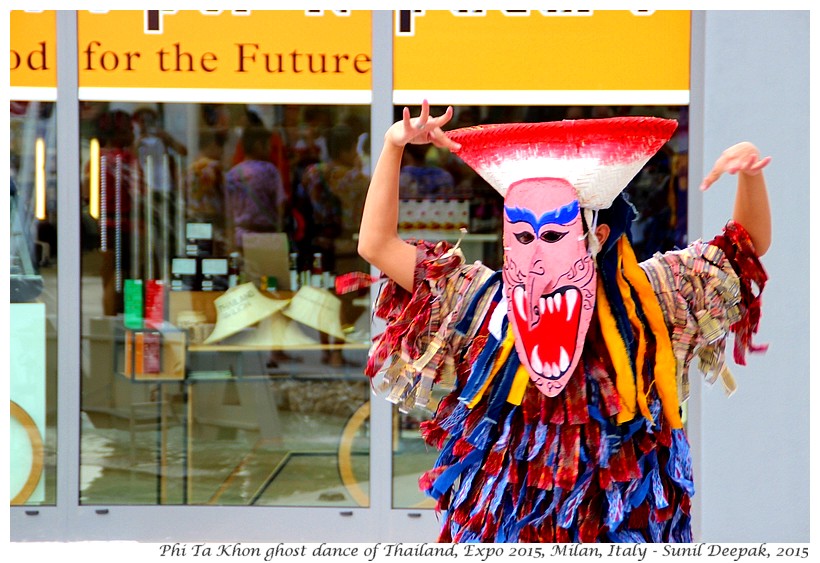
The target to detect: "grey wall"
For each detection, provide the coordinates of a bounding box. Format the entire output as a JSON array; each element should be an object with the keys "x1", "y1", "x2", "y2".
[{"x1": 690, "y1": 11, "x2": 810, "y2": 542}]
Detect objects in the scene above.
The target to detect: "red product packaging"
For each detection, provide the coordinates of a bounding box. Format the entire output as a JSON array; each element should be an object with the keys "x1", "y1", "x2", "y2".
[
  {"x1": 141, "y1": 332, "x2": 162, "y2": 375},
  {"x1": 144, "y1": 280, "x2": 166, "y2": 330}
]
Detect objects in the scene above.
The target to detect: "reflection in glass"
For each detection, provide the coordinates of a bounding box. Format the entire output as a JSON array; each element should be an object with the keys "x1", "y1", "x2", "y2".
[
  {"x1": 78, "y1": 102, "x2": 372, "y2": 506},
  {"x1": 10, "y1": 100, "x2": 58, "y2": 506}
]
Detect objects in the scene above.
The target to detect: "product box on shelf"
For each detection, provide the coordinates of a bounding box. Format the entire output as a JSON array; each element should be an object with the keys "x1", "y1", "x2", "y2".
[
  {"x1": 123, "y1": 279, "x2": 144, "y2": 330},
  {"x1": 200, "y1": 257, "x2": 230, "y2": 292},
  {"x1": 185, "y1": 222, "x2": 214, "y2": 257},
  {"x1": 144, "y1": 279, "x2": 166, "y2": 330},
  {"x1": 121, "y1": 325, "x2": 187, "y2": 380},
  {"x1": 171, "y1": 257, "x2": 199, "y2": 291}
]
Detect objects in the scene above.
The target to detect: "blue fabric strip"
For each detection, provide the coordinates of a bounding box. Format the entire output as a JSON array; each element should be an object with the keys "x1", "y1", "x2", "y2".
[
  {"x1": 514, "y1": 423, "x2": 532, "y2": 461},
  {"x1": 451, "y1": 460, "x2": 483, "y2": 510},
  {"x1": 627, "y1": 452, "x2": 655, "y2": 508},
  {"x1": 466, "y1": 419, "x2": 493, "y2": 450},
  {"x1": 606, "y1": 486, "x2": 625, "y2": 529},
  {"x1": 650, "y1": 463, "x2": 669, "y2": 509},
  {"x1": 454, "y1": 270, "x2": 502, "y2": 336},
  {"x1": 668, "y1": 429, "x2": 695, "y2": 496},
  {"x1": 557, "y1": 467, "x2": 594, "y2": 529},
  {"x1": 458, "y1": 329, "x2": 503, "y2": 404},
  {"x1": 433, "y1": 436, "x2": 457, "y2": 469},
  {"x1": 484, "y1": 353, "x2": 520, "y2": 424},
  {"x1": 528, "y1": 420, "x2": 548, "y2": 461},
  {"x1": 430, "y1": 448, "x2": 484, "y2": 499},
  {"x1": 649, "y1": 510, "x2": 664, "y2": 543},
  {"x1": 516, "y1": 490, "x2": 547, "y2": 530},
  {"x1": 439, "y1": 401, "x2": 469, "y2": 434}
]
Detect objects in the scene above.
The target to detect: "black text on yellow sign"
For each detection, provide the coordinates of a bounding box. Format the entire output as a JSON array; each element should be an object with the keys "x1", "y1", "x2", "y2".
[
  {"x1": 10, "y1": 42, "x2": 50, "y2": 71},
  {"x1": 80, "y1": 41, "x2": 371, "y2": 75}
]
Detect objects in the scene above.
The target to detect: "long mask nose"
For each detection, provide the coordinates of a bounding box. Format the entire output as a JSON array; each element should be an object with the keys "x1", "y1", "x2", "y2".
[
  {"x1": 502, "y1": 179, "x2": 597, "y2": 397},
  {"x1": 521, "y1": 247, "x2": 562, "y2": 330}
]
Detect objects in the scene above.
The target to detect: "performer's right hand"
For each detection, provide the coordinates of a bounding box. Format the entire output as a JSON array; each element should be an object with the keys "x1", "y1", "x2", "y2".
[{"x1": 385, "y1": 99, "x2": 462, "y2": 151}]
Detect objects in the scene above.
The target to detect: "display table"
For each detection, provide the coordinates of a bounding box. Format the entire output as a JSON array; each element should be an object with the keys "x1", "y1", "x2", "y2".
[{"x1": 112, "y1": 335, "x2": 370, "y2": 505}]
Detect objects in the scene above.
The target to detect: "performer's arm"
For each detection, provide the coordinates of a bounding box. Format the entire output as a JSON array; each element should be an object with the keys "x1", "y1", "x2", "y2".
[
  {"x1": 358, "y1": 101, "x2": 461, "y2": 291},
  {"x1": 700, "y1": 141, "x2": 772, "y2": 255}
]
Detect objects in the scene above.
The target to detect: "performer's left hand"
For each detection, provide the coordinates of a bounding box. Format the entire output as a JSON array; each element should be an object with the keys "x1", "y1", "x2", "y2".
[{"x1": 700, "y1": 141, "x2": 771, "y2": 191}]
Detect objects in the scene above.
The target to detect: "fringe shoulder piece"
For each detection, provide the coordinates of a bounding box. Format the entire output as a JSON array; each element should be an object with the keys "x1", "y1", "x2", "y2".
[
  {"x1": 639, "y1": 220, "x2": 768, "y2": 403},
  {"x1": 366, "y1": 239, "x2": 495, "y2": 412}
]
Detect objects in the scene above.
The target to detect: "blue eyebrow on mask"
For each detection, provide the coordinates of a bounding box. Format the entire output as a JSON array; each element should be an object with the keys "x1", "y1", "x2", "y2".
[{"x1": 504, "y1": 200, "x2": 580, "y2": 232}]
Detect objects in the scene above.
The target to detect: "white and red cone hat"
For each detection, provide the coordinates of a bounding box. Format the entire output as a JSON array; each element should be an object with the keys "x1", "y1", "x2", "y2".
[{"x1": 446, "y1": 116, "x2": 678, "y2": 210}]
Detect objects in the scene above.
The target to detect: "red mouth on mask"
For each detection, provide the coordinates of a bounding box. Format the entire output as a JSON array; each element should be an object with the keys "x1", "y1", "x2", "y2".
[{"x1": 510, "y1": 284, "x2": 581, "y2": 381}]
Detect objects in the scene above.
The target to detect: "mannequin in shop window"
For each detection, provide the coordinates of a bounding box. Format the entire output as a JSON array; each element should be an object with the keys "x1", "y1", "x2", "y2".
[{"x1": 356, "y1": 101, "x2": 771, "y2": 543}]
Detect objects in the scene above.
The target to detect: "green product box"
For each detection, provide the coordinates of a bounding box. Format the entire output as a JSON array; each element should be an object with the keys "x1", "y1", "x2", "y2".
[{"x1": 124, "y1": 279, "x2": 144, "y2": 330}]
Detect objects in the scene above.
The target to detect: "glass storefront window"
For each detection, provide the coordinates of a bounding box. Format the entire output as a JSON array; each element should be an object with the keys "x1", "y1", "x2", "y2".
[
  {"x1": 390, "y1": 103, "x2": 689, "y2": 509},
  {"x1": 10, "y1": 100, "x2": 58, "y2": 506},
  {"x1": 78, "y1": 101, "x2": 373, "y2": 506}
]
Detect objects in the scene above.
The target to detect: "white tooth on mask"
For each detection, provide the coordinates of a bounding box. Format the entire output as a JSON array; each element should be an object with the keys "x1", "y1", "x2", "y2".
[
  {"x1": 514, "y1": 286, "x2": 526, "y2": 320},
  {"x1": 539, "y1": 297, "x2": 546, "y2": 316},
  {"x1": 547, "y1": 296, "x2": 554, "y2": 314},
  {"x1": 566, "y1": 289, "x2": 578, "y2": 322},
  {"x1": 559, "y1": 346, "x2": 570, "y2": 372},
  {"x1": 552, "y1": 363, "x2": 561, "y2": 378},
  {"x1": 555, "y1": 292, "x2": 562, "y2": 313},
  {"x1": 531, "y1": 344, "x2": 543, "y2": 374}
]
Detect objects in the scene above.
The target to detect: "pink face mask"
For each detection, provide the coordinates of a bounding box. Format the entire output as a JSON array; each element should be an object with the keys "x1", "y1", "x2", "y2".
[{"x1": 502, "y1": 178, "x2": 597, "y2": 397}]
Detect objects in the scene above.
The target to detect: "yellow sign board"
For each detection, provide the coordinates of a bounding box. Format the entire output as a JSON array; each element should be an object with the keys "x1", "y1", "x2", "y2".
[
  {"x1": 76, "y1": 10, "x2": 372, "y2": 96},
  {"x1": 10, "y1": 10, "x2": 690, "y2": 105},
  {"x1": 394, "y1": 10, "x2": 691, "y2": 104},
  {"x1": 10, "y1": 11, "x2": 57, "y2": 91}
]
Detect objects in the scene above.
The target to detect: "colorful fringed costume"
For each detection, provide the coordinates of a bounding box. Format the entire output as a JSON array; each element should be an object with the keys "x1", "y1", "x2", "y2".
[
  {"x1": 367, "y1": 221, "x2": 765, "y2": 542},
  {"x1": 364, "y1": 118, "x2": 768, "y2": 543}
]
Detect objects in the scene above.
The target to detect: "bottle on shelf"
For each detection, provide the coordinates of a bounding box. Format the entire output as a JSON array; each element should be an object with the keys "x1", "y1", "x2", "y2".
[
  {"x1": 311, "y1": 252, "x2": 324, "y2": 288},
  {"x1": 228, "y1": 252, "x2": 242, "y2": 288},
  {"x1": 289, "y1": 252, "x2": 300, "y2": 291}
]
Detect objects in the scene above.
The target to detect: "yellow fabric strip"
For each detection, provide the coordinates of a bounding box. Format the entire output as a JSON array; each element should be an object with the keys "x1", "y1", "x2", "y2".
[
  {"x1": 595, "y1": 275, "x2": 637, "y2": 423},
  {"x1": 620, "y1": 237, "x2": 683, "y2": 429},
  {"x1": 466, "y1": 325, "x2": 515, "y2": 409},
  {"x1": 614, "y1": 239, "x2": 653, "y2": 423},
  {"x1": 506, "y1": 364, "x2": 531, "y2": 406}
]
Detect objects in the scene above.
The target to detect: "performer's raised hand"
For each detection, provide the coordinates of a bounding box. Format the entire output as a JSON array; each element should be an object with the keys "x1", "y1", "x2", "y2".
[
  {"x1": 700, "y1": 141, "x2": 771, "y2": 191},
  {"x1": 700, "y1": 141, "x2": 772, "y2": 255},
  {"x1": 385, "y1": 99, "x2": 462, "y2": 151}
]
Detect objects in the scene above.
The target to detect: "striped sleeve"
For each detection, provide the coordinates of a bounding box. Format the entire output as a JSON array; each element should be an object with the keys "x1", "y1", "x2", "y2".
[{"x1": 639, "y1": 221, "x2": 767, "y2": 403}]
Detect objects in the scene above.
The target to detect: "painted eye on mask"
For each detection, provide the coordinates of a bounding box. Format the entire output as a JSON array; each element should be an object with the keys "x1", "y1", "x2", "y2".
[
  {"x1": 539, "y1": 230, "x2": 567, "y2": 243},
  {"x1": 514, "y1": 230, "x2": 568, "y2": 244},
  {"x1": 514, "y1": 231, "x2": 536, "y2": 244}
]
